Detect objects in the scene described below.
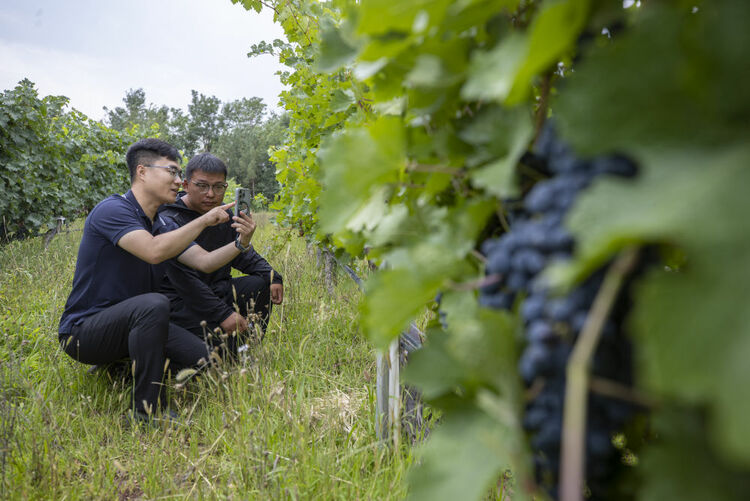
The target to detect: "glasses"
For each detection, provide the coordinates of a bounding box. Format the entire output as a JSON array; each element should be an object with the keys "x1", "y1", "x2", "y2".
[
  {"x1": 190, "y1": 180, "x2": 228, "y2": 194},
  {"x1": 144, "y1": 164, "x2": 183, "y2": 179}
]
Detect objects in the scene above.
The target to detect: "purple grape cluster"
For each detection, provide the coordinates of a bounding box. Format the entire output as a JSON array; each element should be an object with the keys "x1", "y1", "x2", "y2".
[{"x1": 479, "y1": 123, "x2": 638, "y2": 498}]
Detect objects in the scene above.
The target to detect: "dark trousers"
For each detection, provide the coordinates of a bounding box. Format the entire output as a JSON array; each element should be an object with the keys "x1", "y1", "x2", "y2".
[
  {"x1": 229, "y1": 275, "x2": 273, "y2": 332},
  {"x1": 184, "y1": 276, "x2": 272, "y2": 351},
  {"x1": 60, "y1": 293, "x2": 209, "y2": 414}
]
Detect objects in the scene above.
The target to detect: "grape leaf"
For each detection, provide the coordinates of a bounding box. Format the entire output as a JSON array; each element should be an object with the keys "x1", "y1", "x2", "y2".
[
  {"x1": 361, "y1": 267, "x2": 444, "y2": 348},
  {"x1": 640, "y1": 409, "x2": 750, "y2": 501},
  {"x1": 408, "y1": 399, "x2": 531, "y2": 501},
  {"x1": 403, "y1": 327, "x2": 468, "y2": 400},
  {"x1": 556, "y1": 0, "x2": 750, "y2": 155},
  {"x1": 361, "y1": 201, "x2": 493, "y2": 347},
  {"x1": 356, "y1": 0, "x2": 452, "y2": 37},
  {"x1": 330, "y1": 89, "x2": 356, "y2": 113},
  {"x1": 317, "y1": 116, "x2": 405, "y2": 233},
  {"x1": 462, "y1": 0, "x2": 589, "y2": 104},
  {"x1": 405, "y1": 55, "x2": 450, "y2": 88},
  {"x1": 315, "y1": 17, "x2": 359, "y2": 72},
  {"x1": 405, "y1": 291, "x2": 519, "y2": 398},
  {"x1": 459, "y1": 105, "x2": 533, "y2": 197},
  {"x1": 552, "y1": 146, "x2": 750, "y2": 465},
  {"x1": 230, "y1": 0, "x2": 262, "y2": 13}
]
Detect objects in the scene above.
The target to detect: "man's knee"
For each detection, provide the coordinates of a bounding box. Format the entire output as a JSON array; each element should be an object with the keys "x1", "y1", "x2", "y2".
[
  {"x1": 231, "y1": 277, "x2": 269, "y2": 311},
  {"x1": 131, "y1": 293, "x2": 170, "y2": 321},
  {"x1": 128, "y1": 294, "x2": 171, "y2": 354}
]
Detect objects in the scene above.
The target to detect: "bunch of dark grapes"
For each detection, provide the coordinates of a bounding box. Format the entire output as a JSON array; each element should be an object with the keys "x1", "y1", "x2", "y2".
[{"x1": 479, "y1": 123, "x2": 639, "y2": 499}]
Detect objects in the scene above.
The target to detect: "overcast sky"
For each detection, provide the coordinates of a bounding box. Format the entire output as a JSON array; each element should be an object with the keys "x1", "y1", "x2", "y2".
[{"x1": 0, "y1": 0, "x2": 287, "y2": 121}]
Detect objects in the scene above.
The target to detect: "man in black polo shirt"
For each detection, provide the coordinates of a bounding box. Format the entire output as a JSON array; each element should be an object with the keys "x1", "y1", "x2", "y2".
[
  {"x1": 157, "y1": 153, "x2": 283, "y2": 355},
  {"x1": 58, "y1": 138, "x2": 256, "y2": 424}
]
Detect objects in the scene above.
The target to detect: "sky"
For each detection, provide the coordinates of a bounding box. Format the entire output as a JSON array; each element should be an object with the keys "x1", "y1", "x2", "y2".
[{"x1": 0, "y1": 0, "x2": 287, "y2": 121}]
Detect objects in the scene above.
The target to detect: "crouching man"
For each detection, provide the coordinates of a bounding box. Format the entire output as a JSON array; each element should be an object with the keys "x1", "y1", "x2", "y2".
[
  {"x1": 156, "y1": 153, "x2": 283, "y2": 356},
  {"x1": 58, "y1": 139, "x2": 256, "y2": 425}
]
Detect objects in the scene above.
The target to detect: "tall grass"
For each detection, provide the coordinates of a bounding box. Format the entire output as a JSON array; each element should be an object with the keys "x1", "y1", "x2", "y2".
[{"x1": 0, "y1": 214, "x2": 412, "y2": 499}]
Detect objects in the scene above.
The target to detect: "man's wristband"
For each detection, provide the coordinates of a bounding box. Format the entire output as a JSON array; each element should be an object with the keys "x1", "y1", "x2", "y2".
[{"x1": 235, "y1": 237, "x2": 251, "y2": 253}]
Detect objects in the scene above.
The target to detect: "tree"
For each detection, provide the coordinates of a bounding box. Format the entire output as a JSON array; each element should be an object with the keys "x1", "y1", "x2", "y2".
[
  {"x1": 220, "y1": 97, "x2": 266, "y2": 129},
  {"x1": 187, "y1": 90, "x2": 222, "y2": 153},
  {"x1": 214, "y1": 111, "x2": 287, "y2": 200},
  {"x1": 101, "y1": 89, "x2": 287, "y2": 197},
  {"x1": 103, "y1": 89, "x2": 168, "y2": 134}
]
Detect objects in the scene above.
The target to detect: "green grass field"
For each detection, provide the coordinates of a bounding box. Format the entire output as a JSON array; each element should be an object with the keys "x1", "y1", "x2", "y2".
[{"x1": 0, "y1": 214, "x2": 413, "y2": 499}]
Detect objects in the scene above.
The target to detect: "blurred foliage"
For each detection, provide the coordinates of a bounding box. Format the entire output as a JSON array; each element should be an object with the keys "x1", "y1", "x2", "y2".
[{"x1": 233, "y1": 0, "x2": 750, "y2": 498}]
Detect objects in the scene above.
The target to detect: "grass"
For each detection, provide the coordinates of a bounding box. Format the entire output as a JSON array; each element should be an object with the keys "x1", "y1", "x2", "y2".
[{"x1": 0, "y1": 214, "x2": 413, "y2": 499}]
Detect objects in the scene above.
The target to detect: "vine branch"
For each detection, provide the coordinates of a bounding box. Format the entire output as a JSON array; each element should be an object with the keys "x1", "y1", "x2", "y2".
[
  {"x1": 560, "y1": 247, "x2": 639, "y2": 501},
  {"x1": 589, "y1": 376, "x2": 658, "y2": 409},
  {"x1": 259, "y1": 0, "x2": 314, "y2": 46},
  {"x1": 532, "y1": 72, "x2": 552, "y2": 146},
  {"x1": 406, "y1": 162, "x2": 463, "y2": 176}
]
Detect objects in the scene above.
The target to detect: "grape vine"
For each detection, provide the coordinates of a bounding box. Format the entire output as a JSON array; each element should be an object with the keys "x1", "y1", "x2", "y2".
[
  {"x1": 235, "y1": 0, "x2": 750, "y2": 499},
  {"x1": 0, "y1": 79, "x2": 131, "y2": 240},
  {"x1": 480, "y1": 124, "x2": 642, "y2": 498}
]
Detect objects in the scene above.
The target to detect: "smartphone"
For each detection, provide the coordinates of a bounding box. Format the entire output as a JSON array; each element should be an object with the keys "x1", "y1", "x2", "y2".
[{"x1": 234, "y1": 188, "x2": 253, "y2": 217}]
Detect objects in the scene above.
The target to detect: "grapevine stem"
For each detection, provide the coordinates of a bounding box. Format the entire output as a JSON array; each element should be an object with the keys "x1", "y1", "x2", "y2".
[
  {"x1": 589, "y1": 376, "x2": 658, "y2": 409},
  {"x1": 406, "y1": 162, "x2": 463, "y2": 175},
  {"x1": 533, "y1": 72, "x2": 552, "y2": 144},
  {"x1": 497, "y1": 207, "x2": 511, "y2": 233},
  {"x1": 560, "y1": 247, "x2": 639, "y2": 501},
  {"x1": 448, "y1": 273, "x2": 500, "y2": 292}
]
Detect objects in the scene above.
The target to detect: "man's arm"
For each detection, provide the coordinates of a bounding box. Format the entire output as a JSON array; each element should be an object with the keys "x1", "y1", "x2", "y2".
[
  {"x1": 234, "y1": 248, "x2": 283, "y2": 283},
  {"x1": 176, "y1": 211, "x2": 257, "y2": 274},
  {"x1": 164, "y1": 261, "x2": 247, "y2": 333},
  {"x1": 118, "y1": 203, "x2": 235, "y2": 264}
]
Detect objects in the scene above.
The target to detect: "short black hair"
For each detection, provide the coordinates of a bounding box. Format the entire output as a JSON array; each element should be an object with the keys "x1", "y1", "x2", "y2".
[
  {"x1": 125, "y1": 138, "x2": 181, "y2": 182},
  {"x1": 185, "y1": 152, "x2": 228, "y2": 181}
]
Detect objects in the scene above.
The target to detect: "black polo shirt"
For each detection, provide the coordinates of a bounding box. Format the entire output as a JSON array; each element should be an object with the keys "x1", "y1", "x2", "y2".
[{"x1": 58, "y1": 190, "x2": 176, "y2": 336}]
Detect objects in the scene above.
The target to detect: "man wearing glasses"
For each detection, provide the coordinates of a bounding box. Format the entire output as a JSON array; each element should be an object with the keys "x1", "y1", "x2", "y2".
[
  {"x1": 156, "y1": 152, "x2": 283, "y2": 356},
  {"x1": 58, "y1": 138, "x2": 256, "y2": 425}
]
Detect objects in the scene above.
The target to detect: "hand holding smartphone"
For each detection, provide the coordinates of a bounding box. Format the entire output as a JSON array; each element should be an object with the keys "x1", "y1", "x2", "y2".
[{"x1": 234, "y1": 188, "x2": 252, "y2": 217}]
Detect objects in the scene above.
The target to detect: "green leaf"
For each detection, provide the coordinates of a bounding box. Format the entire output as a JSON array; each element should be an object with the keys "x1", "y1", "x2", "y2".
[
  {"x1": 344, "y1": 186, "x2": 389, "y2": 232},
  {"x1": 550, "y1": 146, "x2": 750, "y2": 465},
  {"x1": 634, "y1": 244, "x2": 750, "y2": 465},
  {"x1": 403, "y1": 327, "x2": 467, "y2": 399},
  {"x1": 361, "y1": 268, "x2": 442, "y2": 348},
  {"x1": 550, "y1": 147, "x2": 750, "y2": 285},
  {"x1": 505, "y1": 0, "x2": 589, "y2": 104},
  {"x1": 640, "y1": 409, "x2": 750, "y2": 501},
  {"x1": 405, "y1": 290, "x2": 520, "y2": 398},
  {"x1": 356, "y1": 0, "x2": 452, "y2": 37},
  {"x1": 330, "y1": 89, "x2": 356, "y2": 113},
  {"x1": 462, "y1": 0, "x2": 589, "y2": 104},
  {"x1": 460, "y1": 105, "x2": 533, "y2": 198},
  {"x1": 317, "y1": 116, "x2": 405, "y2": 234},
  {"x1": 461, "y1": 33, "x2": 526, "y2": 102},
  {"x1": 444, "y1": 0, "x2": 521, "y2": 34},
  {"x1": 408, "y1": 397, "x2": 531, "y2": 501},
  {"x1": 367, "y1": 203, "x2": 410, "y2": 246},
  {"x1": 405, "y1": 55, "x2": 451, "y2": 88},
  {"x1": 315, "y1": 18, "x2": 360, "y2": 72},
  {"x1": 556, "y1": 0, "x2": 750, "y2": 154}
]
